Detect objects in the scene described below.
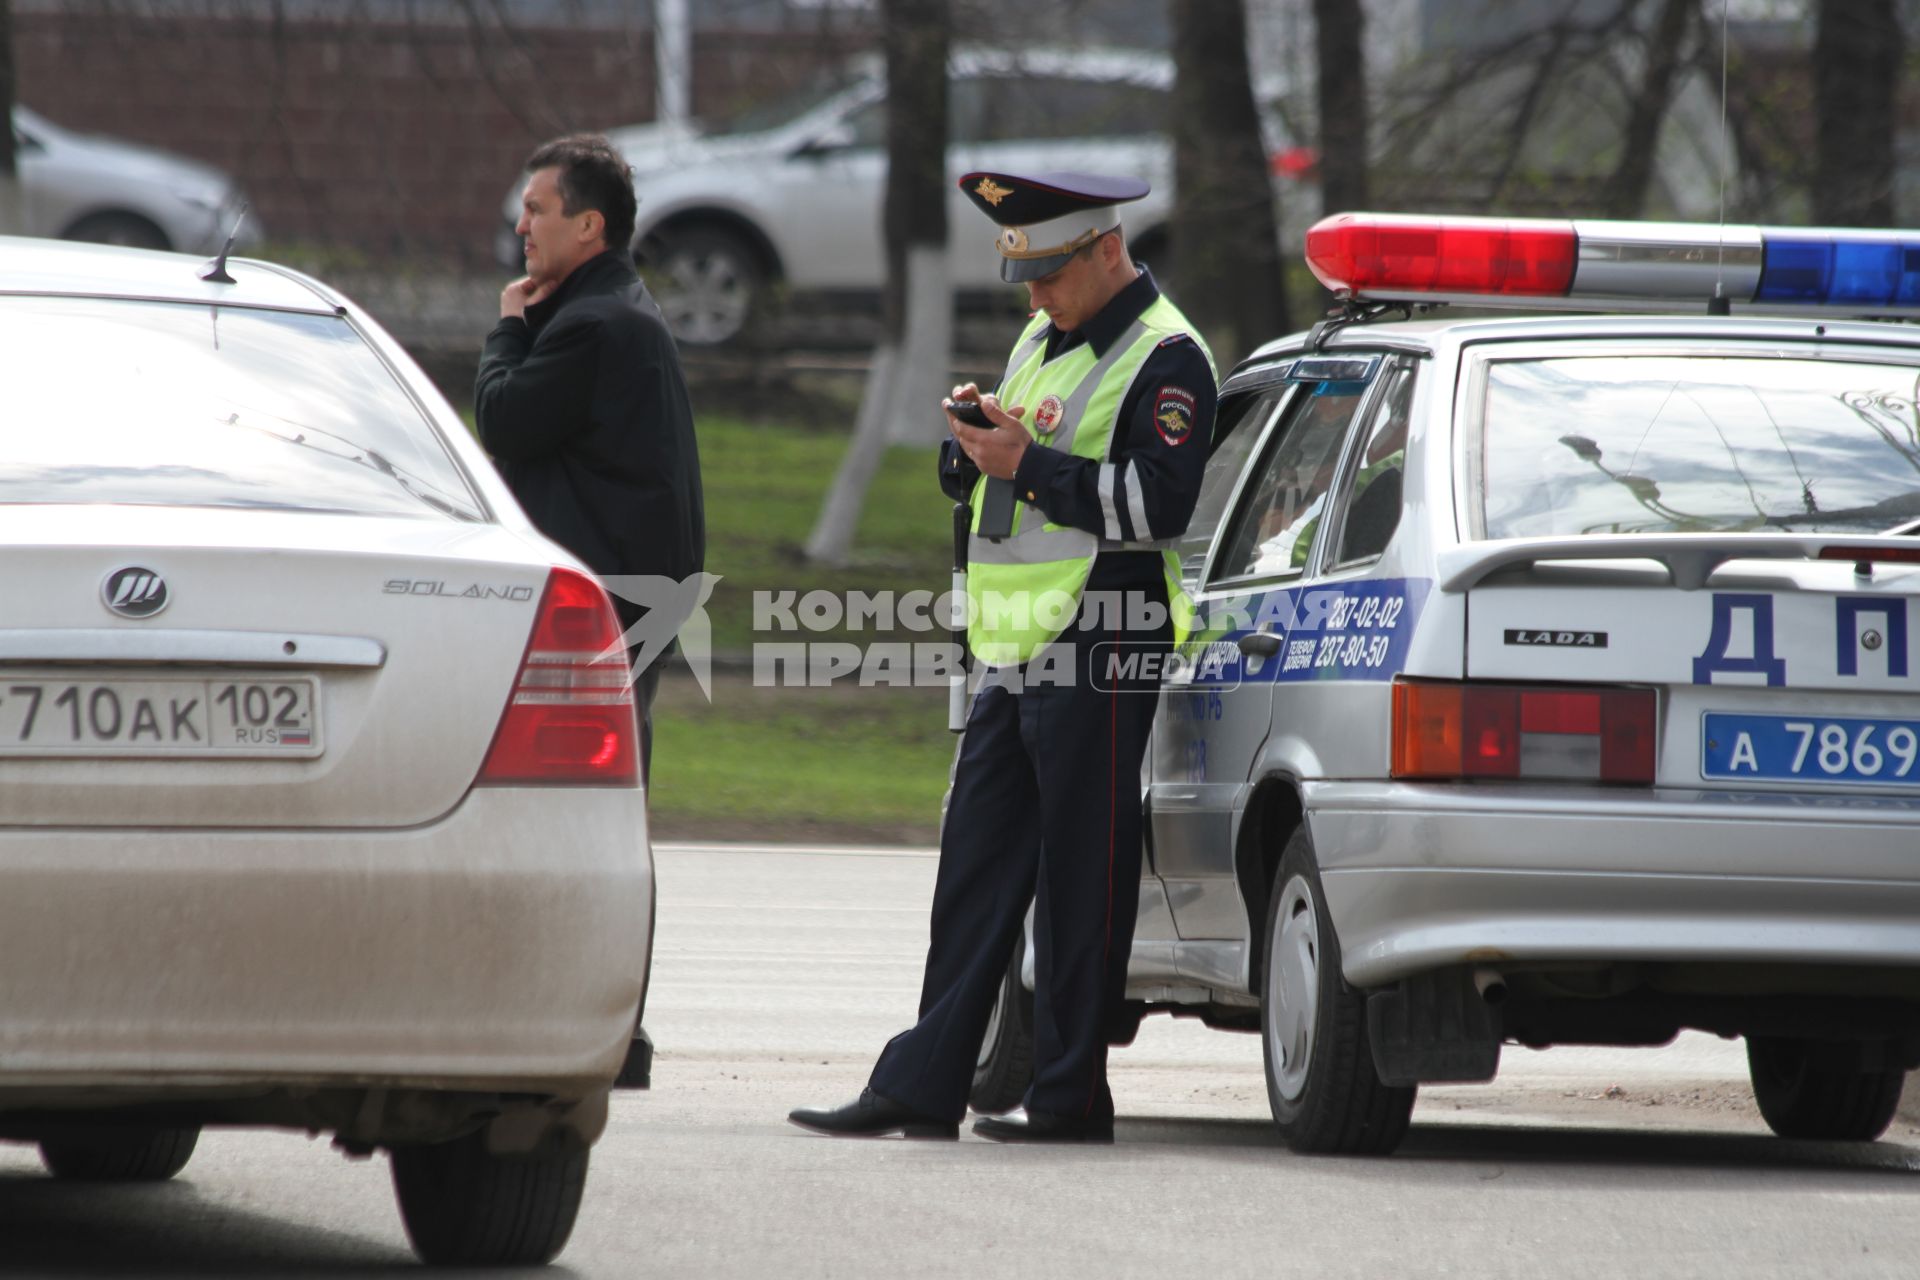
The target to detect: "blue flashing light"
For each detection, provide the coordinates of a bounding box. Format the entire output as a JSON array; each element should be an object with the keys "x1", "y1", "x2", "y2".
[{"x1": 1758, "y1": 235, "x2": 1920, "y2": 306}]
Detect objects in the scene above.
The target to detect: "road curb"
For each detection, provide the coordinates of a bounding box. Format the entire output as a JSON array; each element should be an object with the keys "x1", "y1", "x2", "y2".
[{"x1": 1902, "y1": 1073, "x2": 1920, "y2": 1124}]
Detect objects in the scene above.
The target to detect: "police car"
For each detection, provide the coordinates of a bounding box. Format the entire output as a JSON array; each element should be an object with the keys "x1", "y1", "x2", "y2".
[{"x1": 973, "y1": 213, "x2": 1920, "y2": 1154}]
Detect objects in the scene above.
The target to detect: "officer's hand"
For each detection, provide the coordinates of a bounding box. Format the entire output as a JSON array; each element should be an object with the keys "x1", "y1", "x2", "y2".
[
  {"x1": 500, "y1": 276, "x2": 557, "y2": 320},
  {"x1": 947, "y1": 392, "x2": 1030, "y2": 482}
]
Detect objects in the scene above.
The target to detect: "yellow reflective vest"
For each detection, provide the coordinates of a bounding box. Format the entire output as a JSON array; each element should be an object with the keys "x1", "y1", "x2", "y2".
[{"x1": 967, "y1": 297, "x2": 1215, "y2": 667}]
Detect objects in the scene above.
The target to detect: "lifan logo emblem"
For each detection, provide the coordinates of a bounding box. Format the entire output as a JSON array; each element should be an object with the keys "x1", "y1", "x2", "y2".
[{"x1": 102, "y1": 567, "x2": 169, "y2": 619}]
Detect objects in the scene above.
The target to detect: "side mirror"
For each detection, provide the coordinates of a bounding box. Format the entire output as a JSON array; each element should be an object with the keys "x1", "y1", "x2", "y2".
[{"x1": 793, "y1": 123, "x2": 857, "y2": 159}]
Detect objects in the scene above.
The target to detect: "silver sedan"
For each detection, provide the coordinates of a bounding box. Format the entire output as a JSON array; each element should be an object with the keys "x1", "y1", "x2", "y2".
[{"x1": 0, "y1": 237, "x2": 650, "y2": 1267}]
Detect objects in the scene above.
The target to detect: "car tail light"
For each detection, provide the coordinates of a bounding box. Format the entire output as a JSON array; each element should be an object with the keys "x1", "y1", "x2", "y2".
[
  {"x1": 478, "y1": 567, "x2": 638, "y2": 786},
  {"x1": 1817, "y1": 545, "x2": 1920, "y2": 565},
  {"x1": 1392, "y1": 679, "x2": 1656, "y2": 785}
]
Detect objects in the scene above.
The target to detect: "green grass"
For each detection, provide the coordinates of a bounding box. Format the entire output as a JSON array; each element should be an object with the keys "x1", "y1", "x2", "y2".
[
  {"x1": 697, "y1": 415, "x2": 951, "y2": 653},
  {"x1": 651, "y1": 415, "x2": 957, "y2": 840},
  {"x1": 648, "y1": 675, "x2": 951, "y2": 843}
]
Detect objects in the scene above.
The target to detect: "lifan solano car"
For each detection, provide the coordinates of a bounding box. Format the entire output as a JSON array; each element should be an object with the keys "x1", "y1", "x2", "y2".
[
  {"x1": 0, "y1": 237, "x2": 652, "y2": 1266},
  {"x1": 970, "y1": 214, "x2": 1920, "y2": 1154}
]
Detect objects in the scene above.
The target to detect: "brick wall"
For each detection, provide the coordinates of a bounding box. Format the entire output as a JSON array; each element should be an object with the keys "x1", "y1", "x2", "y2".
[{"x1": 14, "y1": 8, "x2": 873, "y2": 266}]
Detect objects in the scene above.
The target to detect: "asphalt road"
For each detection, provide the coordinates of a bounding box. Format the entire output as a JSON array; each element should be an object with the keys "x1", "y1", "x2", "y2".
[{"x1": 3, "y1": 841, "x2": 1919, "y2": 1278}]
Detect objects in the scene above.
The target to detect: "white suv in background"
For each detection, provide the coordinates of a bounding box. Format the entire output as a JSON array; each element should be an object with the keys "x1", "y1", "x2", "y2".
[{"x1": 494, "y1": 48, "x2": 1303, "y2": 345}]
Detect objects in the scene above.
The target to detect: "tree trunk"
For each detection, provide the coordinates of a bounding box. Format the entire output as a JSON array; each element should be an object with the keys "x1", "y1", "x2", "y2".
[
  {"x1": 1171, "y1": 0, "x2": 1287, "y2": 369},
  {"x1": 0, "y1": 0, "x2": 19, "y2": 235},
  {"x1": 1601, "y1": 0, "x2": 1696, "y2": 220},
  {"x1": 805, "y1": 0, "x2": 950, "y2": 564},
  {"x1": 1813, "y1": 0, "x2": 1901, "y2": 227},
  {"x1": 1313, "y1": 0, "x2": 1368, "y2": 217}
]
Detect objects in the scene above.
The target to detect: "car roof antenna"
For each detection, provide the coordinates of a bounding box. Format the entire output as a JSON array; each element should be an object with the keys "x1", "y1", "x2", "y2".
[{"x1": 198, "y1": 203, "x2": 250, "y2": 284}]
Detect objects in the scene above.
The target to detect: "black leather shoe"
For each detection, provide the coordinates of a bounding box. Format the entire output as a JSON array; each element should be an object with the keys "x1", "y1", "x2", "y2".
[
  {"x1": 971, "y1": 1110, "x2": 1115, "y2": 1144},
  {"x1": 787, "y1": 1088, "x2": 958, "y2": 1139}
]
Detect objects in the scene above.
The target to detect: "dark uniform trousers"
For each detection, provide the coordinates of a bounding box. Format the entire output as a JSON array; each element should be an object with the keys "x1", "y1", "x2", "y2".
[{"x1": 869, "y1": 576, "x2": 1171, "y2": 1124}]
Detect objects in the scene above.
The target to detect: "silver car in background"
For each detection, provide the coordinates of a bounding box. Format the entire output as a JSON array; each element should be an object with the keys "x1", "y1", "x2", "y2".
[
  {"x1": 0, "y1": 236, "x2": 648, "y2": 1267},
  {"x1": 497, "y1": 47, "x2": 1303, "y2": 345},
  {"x1": 974, "y1": 215, "x2": 1920, "y2": 1155},
  {"x1": 11, "y1": 106, "x2": 261, "y2": 253}
]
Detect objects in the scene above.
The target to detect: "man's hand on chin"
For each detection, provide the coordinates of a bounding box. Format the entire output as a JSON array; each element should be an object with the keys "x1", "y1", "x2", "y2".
[{"x1": 500, "y1": 275, "x2": 558, "y2": 320}]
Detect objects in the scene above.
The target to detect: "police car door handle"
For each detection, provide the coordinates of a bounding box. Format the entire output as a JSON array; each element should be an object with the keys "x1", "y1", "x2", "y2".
[{"x1": 1237, "y1": 630, "x2": 1282, "y2": 658}]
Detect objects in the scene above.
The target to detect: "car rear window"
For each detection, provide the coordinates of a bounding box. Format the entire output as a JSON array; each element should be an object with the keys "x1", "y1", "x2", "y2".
[
  {"x1": 0, "y1": 296, "x2": 484, "y2": 521},
  {"x1": 1480, "y1": 353, "x2": 1920, "y2": 539}
]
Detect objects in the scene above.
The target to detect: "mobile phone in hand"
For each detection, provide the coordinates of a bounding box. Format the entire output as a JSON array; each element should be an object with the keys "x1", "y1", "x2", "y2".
[{"x1": 944, "y1": 398, "x2": 992, "y2": 428}]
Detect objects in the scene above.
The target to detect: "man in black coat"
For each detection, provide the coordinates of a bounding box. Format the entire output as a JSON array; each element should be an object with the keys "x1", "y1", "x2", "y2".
[{"x1": 475, "y1": 134, "x2": 705, "y2": 778}]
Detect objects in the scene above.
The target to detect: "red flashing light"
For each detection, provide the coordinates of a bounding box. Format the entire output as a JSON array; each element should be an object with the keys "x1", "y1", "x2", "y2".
[
  {"x1": 1305, "y1": 213, "x2": 1578, "y2": 298},
  {"x1": 478, "y1": 567, "x2": 639, "y2": 787}
]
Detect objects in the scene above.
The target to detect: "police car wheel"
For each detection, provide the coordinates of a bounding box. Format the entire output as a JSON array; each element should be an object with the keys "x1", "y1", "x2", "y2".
[
  {"x1": 970, "y1": 927, "x2": 1035, "y2": 1115},
  {"x1": 1746, "y1": 1036, "x2": 1904, "y2": 1142},
  {"x1": 1260, "y1": 827, "x2": 1415, "y2": 1155}
]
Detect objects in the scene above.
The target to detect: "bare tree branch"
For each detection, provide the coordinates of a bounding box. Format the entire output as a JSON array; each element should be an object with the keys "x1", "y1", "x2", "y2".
[
  {"x1": 1601, "y1": 0, "x2": 1699, "y2": 219},
  {"x1": 1486, "y1": 19, "x2": 1575, "y2": 205},
  {"x1": 1814, "y1": 0, "x2": 1902, "y2": 226},
  {"x1": 460, "y1": 0, "x2": 573, "y2": 137},
  {"x1": 0, "y1": 0, "x2": 15, "y2": 181},
  {"x1": 1172, "y1": 0, "x2": 1286, "y2": 364},
  {"x1": 1313, "y1": 0, "x2": 1367, "y2": 214}
]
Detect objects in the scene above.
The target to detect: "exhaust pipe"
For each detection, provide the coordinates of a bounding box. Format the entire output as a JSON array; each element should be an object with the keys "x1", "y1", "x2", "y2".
[{"x1": 1472, "y1": 967, "x2": 1507, "y2": 1005}]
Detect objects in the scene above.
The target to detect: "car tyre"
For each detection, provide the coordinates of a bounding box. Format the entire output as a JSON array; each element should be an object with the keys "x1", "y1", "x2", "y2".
[
  {"x1": 390, "y1": 1129, "x2": 589, "y2": 1267},
  {"x1": 39, "y1": 1125, "x2": 199, "y2": 1181},
  {"x1": 62, "y1": 211, "x2": 172, "y2": 251},
  {"x1": 1260, "y1": 827, "x2": 1415, "y2": 1154},
  {"x1": 970, "y1": 926, "x2": 1035, "y2": 1115},
  {"x1": 647, "y1": 226, "x2": 764, "y2": 347},
  {"x1": 1746, "y1": 1036, "x2": 1903, "y2": 1142}
]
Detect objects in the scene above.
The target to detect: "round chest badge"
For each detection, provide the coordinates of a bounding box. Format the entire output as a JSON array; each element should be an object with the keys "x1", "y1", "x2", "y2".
[{"x1": 1033, "y1": 394, "x2": 1066, "y2": 436}]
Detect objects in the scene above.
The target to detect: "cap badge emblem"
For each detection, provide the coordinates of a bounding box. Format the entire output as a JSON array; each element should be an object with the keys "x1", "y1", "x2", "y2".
[
  {"x1": 1034, "y1": 394, "x2": 1066, "y2": 436},
  {"x1": 974, "y1": 177, "x2": 1014, "y2": 206},
  {"x1": 998, "y1": 227, "x2": 1030, "y2": 254}
]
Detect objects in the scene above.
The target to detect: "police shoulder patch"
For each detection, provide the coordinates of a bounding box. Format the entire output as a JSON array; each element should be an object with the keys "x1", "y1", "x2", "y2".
[{"x1": 1154, "y1": 386, "x2": 1196, "y2": 445}]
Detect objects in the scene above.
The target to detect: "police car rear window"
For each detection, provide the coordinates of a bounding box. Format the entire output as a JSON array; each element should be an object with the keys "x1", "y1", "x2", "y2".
[
  {"x1": 0, "y1": 296, "x2": 483, "y2": 521},
  {"x1": 1480, "y1": 354, "x2": 1920, "y2": 539}
]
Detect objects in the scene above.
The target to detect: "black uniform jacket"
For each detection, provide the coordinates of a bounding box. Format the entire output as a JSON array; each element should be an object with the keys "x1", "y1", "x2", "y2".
[
  {"x1": 940, "y1": 266, "x2": 1218, "y2": 591},
  {"x1": 475, "y1": 250, "x2": 705, "y2": 602}
]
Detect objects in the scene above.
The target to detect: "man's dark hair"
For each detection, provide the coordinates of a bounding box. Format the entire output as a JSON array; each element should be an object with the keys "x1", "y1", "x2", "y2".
[{"x1": 526, "y1": 134, "x2": 637, "y2": 257}]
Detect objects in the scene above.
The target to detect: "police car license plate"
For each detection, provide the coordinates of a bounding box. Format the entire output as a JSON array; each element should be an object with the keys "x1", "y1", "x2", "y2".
[
  {"x1": 0, "y1": 677, "x2": 321, "y2": 757},
  {"x1": 1701, "y1": 713, "x2": 1920, "y2": 786}
]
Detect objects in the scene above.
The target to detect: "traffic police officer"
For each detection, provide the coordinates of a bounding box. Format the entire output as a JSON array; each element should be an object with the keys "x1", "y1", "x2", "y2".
[{"x1": 789, "y1": 171, "x2": 1218, "y2": 1143}]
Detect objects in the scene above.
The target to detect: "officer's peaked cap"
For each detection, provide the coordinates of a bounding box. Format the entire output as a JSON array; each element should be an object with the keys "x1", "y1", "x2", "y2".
[{"x1": 958, "y1": 170, "x2": 1149, "y2": 283}]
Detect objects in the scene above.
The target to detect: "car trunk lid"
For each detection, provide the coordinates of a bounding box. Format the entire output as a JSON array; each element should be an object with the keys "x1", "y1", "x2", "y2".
[{"x1": 0, "y1": 506, "x2": 554, "y2": 828}]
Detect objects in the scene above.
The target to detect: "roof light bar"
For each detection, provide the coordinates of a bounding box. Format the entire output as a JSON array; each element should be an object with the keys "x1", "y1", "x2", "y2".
[{"x1": 1306, "y1": 213, "x2": 1920, "y2": 314}]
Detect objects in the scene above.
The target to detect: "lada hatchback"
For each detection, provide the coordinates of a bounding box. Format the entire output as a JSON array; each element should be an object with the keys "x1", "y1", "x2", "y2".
[
  {"x1": 974, "y1": 214, "x2": 1920, "y2": 1154},
  {"x1": 0, "y1": 237, "x2": 654, "y2": 1264}
]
